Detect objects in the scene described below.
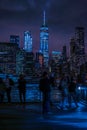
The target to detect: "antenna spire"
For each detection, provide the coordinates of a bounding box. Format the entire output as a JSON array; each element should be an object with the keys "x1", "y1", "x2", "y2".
[{"x1": 43, "y1": 10, "x2": 46, "y2": 25}]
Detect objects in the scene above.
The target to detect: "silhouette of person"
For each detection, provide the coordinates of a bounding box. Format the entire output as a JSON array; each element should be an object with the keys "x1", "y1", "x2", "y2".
[
  {"x1": 58, "y1": 74, "x2": 68, "y2": 109},
  {"x1": 49, "y1": 72, "x2": 55, "y2": 87},
  {"x1": 5, "y1": 75, "x2": 13, "y2": 103},
  {"x1": 68, "y1": 78, "x2": 78, "y2": 108},
  {"x1": 18, "y1": 74, "x2": 26, "y2": 104},
  {"x1": 0, "y1": 77, "x2": 6, "y2": 103},
  {"x1": 39, "y1": 71, "x2": 51, "y2": 115}
]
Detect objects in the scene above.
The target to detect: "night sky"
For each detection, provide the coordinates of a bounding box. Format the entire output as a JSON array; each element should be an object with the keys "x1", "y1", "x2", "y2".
[{"x1": 0, "y1": 0, "x2": 87, "y2": 54}]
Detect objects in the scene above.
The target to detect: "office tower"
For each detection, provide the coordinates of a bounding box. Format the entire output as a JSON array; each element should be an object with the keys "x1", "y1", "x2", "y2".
[
  {"x1": 24, "y1": 31, "x2": 32, "y2": 52},
  {"x1": 24, "y1": 52, "x2": 34, "y2": 76},
  {"x1": 35, "y1": 52, "x2": 43, "y2": 68},
  {"x1": 50, "y1": 51, "x2": 62, "y2": 74},
  {"x1": 75, "y1": 27, "x2": 85, "y2": 55},
  {"x1": 40, "y1": 11, "x2": 49, "y2": 67},
  {"x1": 16, "y1": 50, "x2": 34, "y2": 76},
  {"x1": 16, "y1": 49, "x2": 25, "y2": 75},
  {"x1": 69, "y1": 38, "x2": 77, "y2": 73},
  {"x1": 70, "y1": 38, "x2": 76, "y2": 56},
  {"x1": 0, "y1": 42, "x2": 19, "y2": 74},
  {"x1": 62, "y1": 45, "x2": 67, "y2": 61},
  {"x1": 52, "y1": 51, "x2": 62, "y2": 62},
  {"x1": 69, "y1": 27, "x2": 85, "y2": 75},
  {"x1": 75, "y1": 27, "x2": 85, "y2": 65},
  {"x1": 10, "y1": 35, "x2": 20, "y2": 46}
]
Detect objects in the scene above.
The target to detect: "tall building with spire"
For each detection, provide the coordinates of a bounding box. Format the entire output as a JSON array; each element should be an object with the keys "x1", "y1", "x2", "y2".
[
  {"x1": 24, "y1": 31, "x2": 32, "y2": 52},
  {"x1": 40, "y1": 11, "x2": 49, "y2": 67}
]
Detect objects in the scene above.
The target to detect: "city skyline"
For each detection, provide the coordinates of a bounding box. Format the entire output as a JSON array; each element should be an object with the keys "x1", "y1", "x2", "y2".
[{"x1": 0, "y1": 0, "x2": 87, "y2": 54}]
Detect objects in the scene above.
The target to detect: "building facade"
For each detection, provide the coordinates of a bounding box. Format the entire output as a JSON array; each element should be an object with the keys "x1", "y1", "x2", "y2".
[
  {"x1": 24, "y1": 31, "x2": 32, "y2": 52},
  {"x1": 16, "y1": 49, "x2": 25, "y2": 75},
  {"x1": 16, "y1": 51, "x2": 34, "y2": 76},
  {"x1": 0, "y1": 42, "x2": 19, "y2": 74},
  {"x1": 10, "y1": 35, "x2": 20, "y2": 47},
  {"x1": 69, "y1": 27, "x2": 86, "y2": 76},
  {"x1": 75, "y1": 27, "x2": 85, "y2": 66},
  {"x1": 35, "y1": 52, "x2": 44, "y2": 68},
  {"x1": 40, "y1": 11, "x2": 49, "y2": 67},
  {"x1": 75, "y1": 27, "x2": 85, "y2": 55},
  {"x1": 50, "y1": 51, "x2": 62, "y2": 75},
  {"x1": 62, "y1": 45, "x2": 67, "y2": 61}
]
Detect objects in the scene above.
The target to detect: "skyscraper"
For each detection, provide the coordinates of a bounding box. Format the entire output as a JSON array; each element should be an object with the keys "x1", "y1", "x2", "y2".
[
  {"x1": 70, "y1": 38, "x2": 76, "y2": 56},
  {"x1": 62, "y1": 45, "x2": 67, "y2": 61},
  {"x1": 75, "y1": 27, "x2": 85, "y2": 65},
  {"x1": 75, "y1": 27, "x2": 85, "y2": 55},
  {"x1": 10, "y1": 35, "x2": 20, "y2": 46},
  {"x1": 40, "y1": 11, "x2": 49, "y2": 67},
  {"x1": 24, "y1": 31, "x2": 32, "y2": 52}
]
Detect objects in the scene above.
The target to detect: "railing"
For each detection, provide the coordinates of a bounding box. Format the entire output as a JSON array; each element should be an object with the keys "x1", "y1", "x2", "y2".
[
  {"x1": 3, "y1": 83, "x2": 61, "y2": 103},
  {"x1": 77, "y1": 84, "x2": 87, "y2": 104},
  {"x1": 4, "y1": 83, "x2": 87, "y2": 103},
  {"x1": 2, "y1": 73, "x2": 87, "y2": 104}
]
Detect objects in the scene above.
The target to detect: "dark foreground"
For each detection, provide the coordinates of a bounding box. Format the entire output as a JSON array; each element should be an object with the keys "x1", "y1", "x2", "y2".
[{"x1": 0, "y1": 102, "x2": 87, "y2": 130}]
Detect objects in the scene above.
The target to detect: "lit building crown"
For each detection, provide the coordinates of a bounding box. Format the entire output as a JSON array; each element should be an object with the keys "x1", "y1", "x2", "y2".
[{"x1": 24, "y1": 31, "x2": 32, "y2": 52}]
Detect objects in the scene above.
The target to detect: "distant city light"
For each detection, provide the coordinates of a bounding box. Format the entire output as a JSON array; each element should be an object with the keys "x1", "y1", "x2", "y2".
[{"x1": 78, "y1": 86, "x2": 81, "y2": 90}]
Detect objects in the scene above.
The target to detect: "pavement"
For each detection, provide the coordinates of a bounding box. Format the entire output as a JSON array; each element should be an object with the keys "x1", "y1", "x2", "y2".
[{"x1": 0, "y1": 102, "x2": 87, "y2": 130}]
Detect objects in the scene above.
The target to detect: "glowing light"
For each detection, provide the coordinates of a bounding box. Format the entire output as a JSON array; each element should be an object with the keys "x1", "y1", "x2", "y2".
[{"x1": 78, "y1": 86, "x2": 81, "y2": 90}]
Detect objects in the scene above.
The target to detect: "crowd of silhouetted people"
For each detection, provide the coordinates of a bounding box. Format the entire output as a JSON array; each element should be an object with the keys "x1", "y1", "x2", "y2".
[
  {"x1": 0, "y1": 74, "x2": 26, "y2": 104},
  {"x1": 39, "y1": 71, "x2": 79, "y2": 115},
  {"x1": 0, "y1": 71, "x2": 80, "y2": 115}
]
